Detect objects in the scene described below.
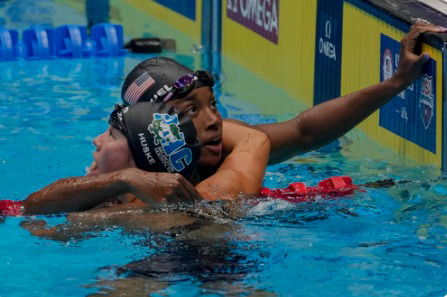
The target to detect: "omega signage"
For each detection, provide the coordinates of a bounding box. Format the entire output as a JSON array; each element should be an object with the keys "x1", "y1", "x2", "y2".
[{"x1": 227, "y1": 0, "x2": 279, "y2": 44}]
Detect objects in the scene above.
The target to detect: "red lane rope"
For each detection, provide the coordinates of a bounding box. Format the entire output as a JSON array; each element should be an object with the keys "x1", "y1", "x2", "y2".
[
  {"x1": 260, "y1": 176, "x2": 359, "y2": 202},
  {"x1": 0, "y1": 200, "x2": 23, "y2": 216},
  {"x1": 0, "y1": 176, "x2": 359, "y2": 216}
]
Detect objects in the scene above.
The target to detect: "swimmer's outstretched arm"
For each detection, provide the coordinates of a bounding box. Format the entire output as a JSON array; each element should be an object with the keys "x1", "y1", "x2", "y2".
[
  {"x1": 195, "y1": 121, "x2": 270, "y2": 200},
  {"x1": 23, "y1": 171, "x2": 128, "y2": 214},
  {"x1": 234, "y1": 23, "x2": 447, "y2": 164},
  {"x1": 23, "y1": 170, "x2": 201, "y2": 215}
]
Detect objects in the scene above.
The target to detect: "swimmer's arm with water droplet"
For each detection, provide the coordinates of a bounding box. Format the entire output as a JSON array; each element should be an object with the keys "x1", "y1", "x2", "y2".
[
  {"x1": 22, "y1": 171, "x2": 130, "y2": 215},
  {"x1": 23, "y1": 168, "x2": 200, "y2": 214},
  {"x1": 196, "y1": 122, "x2": 270, "y2": 200}
]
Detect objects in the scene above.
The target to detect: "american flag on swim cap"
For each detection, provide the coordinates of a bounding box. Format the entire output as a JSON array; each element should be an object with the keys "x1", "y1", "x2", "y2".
[{"x1": 123, "y1": 72, "x2": 155, "y2": 105}]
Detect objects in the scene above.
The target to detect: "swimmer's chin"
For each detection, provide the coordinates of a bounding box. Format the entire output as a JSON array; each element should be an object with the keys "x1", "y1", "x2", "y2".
[
  {"x1": 85, "y1": 162, "x2": 99, "y2": 176},
  {"x1": 85, "y1": 166, "x2": 94, "y2": 176},
  {"x1": 86, "y1": 170, "x2": 100, "y2": 176},
  {"x1": 198, "y1": 156, "x2": 222, "y2": 167}
]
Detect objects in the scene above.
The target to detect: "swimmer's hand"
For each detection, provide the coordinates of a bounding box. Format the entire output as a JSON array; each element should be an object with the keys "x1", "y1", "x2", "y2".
[
  {"x1": 121, "y1": 168, "x2": 202, "y2": 206},
  {"x1": 394, "y1": 23, "x2": 447, "y2": 86}
]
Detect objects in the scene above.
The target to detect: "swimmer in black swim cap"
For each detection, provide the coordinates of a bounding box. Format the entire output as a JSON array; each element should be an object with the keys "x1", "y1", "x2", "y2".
[
  {"x1": 121, "y1": 57, "x2": 215, "y2": 105},
  {"x1": 90, "y1": 101, "x2": 200, "y2": 181},
  {"x1": 121, "y1": 57, "x2": 223, "y2": 168}
]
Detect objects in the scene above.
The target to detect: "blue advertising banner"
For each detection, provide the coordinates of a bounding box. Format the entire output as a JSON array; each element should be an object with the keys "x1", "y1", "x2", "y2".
[
  {"x1": 154, "y1": 0, "x2": 196, "y2": 21},
  {"x1": 379, "y1": 34, "x2": 437, "y2": 153},
  {"x1": 313, "y1": 0, "x2": 343, "y2": 105}
]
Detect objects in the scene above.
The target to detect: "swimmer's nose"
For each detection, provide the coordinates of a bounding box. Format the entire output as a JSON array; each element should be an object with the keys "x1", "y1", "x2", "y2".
[
  {"x1": 205, "y1": 107, "x2": 221, "y2": 131},
  {"x1": 93, "y1": 134, "x2": 103, "y2": 150}
]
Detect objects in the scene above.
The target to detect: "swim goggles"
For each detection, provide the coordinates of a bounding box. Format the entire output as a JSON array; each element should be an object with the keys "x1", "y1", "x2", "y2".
[{"x1": 162, "y1": 70, "x2": 215, "y2": 102}]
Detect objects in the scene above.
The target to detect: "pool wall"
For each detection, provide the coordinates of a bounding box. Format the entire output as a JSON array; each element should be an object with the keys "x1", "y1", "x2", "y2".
[
  {"x1": 341, "y1": 1, "x2": 444, "y2": 167},
  {"x1": 1, "y1": 0, "x2": 446, "y2": 168},
  {"x1": 219, "y1": 0, "x2": 446, "y2": 168}
]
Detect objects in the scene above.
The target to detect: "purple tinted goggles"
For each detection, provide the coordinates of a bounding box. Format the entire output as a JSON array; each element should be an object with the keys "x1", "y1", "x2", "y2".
[{"x1": 163, "y1": 70, "x2": 214, "y2": 102}]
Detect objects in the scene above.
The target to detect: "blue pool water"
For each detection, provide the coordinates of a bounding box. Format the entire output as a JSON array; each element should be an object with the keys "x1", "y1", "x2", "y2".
[{"x1": 1, "y1": 55, "x2": 447, "y2": 297}]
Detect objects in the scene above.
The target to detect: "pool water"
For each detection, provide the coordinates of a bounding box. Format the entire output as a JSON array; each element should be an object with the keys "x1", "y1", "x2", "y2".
[{"x1": 1, "y1": 55, "x2": 447, "y2": 297}]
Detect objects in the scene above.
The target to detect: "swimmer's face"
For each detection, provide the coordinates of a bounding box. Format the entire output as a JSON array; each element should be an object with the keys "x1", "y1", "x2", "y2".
[
  {"x1": 88, "y1": 126, "x2": 136, "y2": 175},
  {"x1": 167, "y1": 87, "x2": 223, "y2": 167}
]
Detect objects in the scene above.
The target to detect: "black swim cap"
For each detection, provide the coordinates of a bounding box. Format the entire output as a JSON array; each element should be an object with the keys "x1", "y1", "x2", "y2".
[
  {"x1": 109, "y1": 101, "x2": 200, "y2": 180},
  {"x1": 121, "y1": 57, "x2": 214, "y2": 105}
]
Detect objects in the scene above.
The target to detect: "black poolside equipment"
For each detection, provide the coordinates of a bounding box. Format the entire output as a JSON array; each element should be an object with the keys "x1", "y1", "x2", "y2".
[{"x1": 124, "y1": 38, "x2": 176, "y2": 53}]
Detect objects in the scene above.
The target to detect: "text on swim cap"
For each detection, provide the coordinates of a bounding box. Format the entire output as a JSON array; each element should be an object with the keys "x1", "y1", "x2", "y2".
[
  {"x1": 151, "y1": 85, "x2": 173, "y2": 102},
  {"x1": 138, "y1": 133, "x2": 157, "y2": 165}
]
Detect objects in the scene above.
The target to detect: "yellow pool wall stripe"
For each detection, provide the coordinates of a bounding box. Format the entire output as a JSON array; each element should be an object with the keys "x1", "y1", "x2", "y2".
[
  {"x1": 221, "y1": 0, "x2": 317, "y2": 108},
  {"x1": 123, "y1": 0, "x2": 202, "y2": 44}
]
